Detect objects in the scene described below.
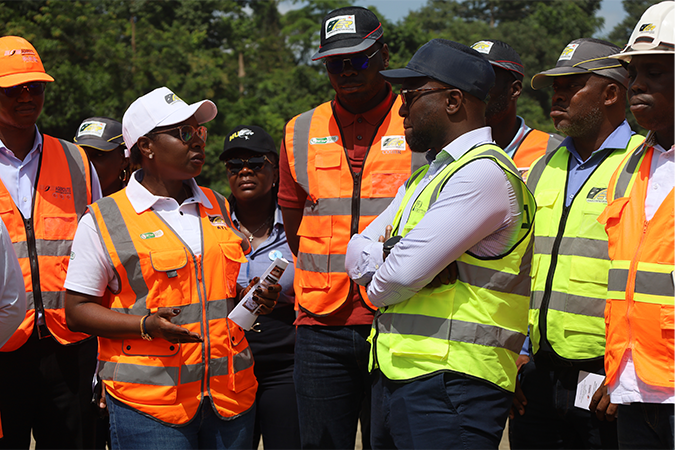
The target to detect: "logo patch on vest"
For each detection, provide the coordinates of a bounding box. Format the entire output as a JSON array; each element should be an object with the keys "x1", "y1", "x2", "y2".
[
  {"x1": 140, "y1": 230, "x2": 164, "y2": 240},
  {"x1": 586, "y1": 187, "x2": 607, "y2": 203},
  {"x1": 310, "y1": 136, "x2": 339, "y2": 145},
  {"x1": 325, "y1": 15, "x2": 356, "y2": 39},
  {"x1": 381, "y1": 136, "x2": 406, "y2": 154},
  {"x1": 208, "y1": 214, "x2": 228, "y2": 228},
  {"x1": 411, "y1": 199, "x2": 427, "y2": 214},
  {"x1": 40, "y1": 184, "x2": 72, "y2": 199}
]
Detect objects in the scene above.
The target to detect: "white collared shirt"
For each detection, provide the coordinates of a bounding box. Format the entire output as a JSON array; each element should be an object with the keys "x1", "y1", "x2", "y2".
[{"x1": 64, "y1": 171, "x2": 209, "y2": 297}]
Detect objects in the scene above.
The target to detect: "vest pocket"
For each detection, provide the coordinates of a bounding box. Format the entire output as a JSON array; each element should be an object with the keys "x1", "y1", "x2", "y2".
[
  {"x1": 296, "y1": 216, "x2": 332, "y2": 289},
  {"x1": 43, "y1": 214, "x2": 77, "y2": 240},
  {"x1": 219, "y1": 242, "x2": 248, "y2": 296},
  {"x1": 534, "y1": 190, "x2": 559, "y2": 236},
  {"x1": 660, "y1": 305, "x2": 674, "y2": 332},
  {"x1": 113, "y1": 339, "x2": 181, "y2": 405},
  {"x1": 371, "y1": 172, "x2": 408, "y2": 197},
  {"x1": 148, "y1": 249, "x2": 191, "y2": 308}
]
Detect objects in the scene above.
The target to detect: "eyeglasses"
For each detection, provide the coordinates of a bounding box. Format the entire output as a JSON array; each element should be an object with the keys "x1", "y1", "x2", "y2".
[
  {"x1": 225, "y1": 155, "x2": 273, "y2": 175},
  {"x1": 399, "y1": 87, "x2": 453, "y2": 107},
  {"x1": 1, "y1": 82, "x2": 46, "y2": 98},
  {"x1": 324, "y1": 47, "x2": 381, "y2": 75},
  {"x1": 149, "y1": 124, "x2": 207, "y2": 144}
]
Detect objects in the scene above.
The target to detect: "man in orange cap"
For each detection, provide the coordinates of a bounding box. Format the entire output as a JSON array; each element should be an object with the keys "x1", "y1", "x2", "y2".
[{"x1": 0, "y1": 36, "x2": 102, "y2": 449}]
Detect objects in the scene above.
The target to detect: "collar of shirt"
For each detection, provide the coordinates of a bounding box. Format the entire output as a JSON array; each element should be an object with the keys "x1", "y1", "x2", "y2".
[
  {"x1": 125, "y1": 169, "x2": 211, "y2": 214},
  {"x1": 333, "y1": 82, "x2": 395, "y2": 128},
  {"x1": 562, "y1": 120, "x2": 634, "y2": 164},
  {"x1": 425, "y1": 126, "x2": 495, "y2": 172},
  {"x1": 502, "y1": 116, "x2": 531, "y2": 158},
  {"x1": 0, "y1": 125, "x2": 43, "y2": 166}
]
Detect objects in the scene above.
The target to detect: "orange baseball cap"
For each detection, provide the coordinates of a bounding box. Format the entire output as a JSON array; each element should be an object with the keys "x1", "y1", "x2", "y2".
[{"x1": 0, "y1": 36, "x2": 54, "y2": 88}]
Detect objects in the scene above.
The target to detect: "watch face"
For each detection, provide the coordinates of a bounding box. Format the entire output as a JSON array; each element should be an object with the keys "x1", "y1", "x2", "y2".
[{"x1": 383, "y1": 235, "x2": 402, "y2": 251}]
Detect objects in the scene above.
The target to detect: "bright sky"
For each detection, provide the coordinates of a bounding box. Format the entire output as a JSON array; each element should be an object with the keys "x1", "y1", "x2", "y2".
[{"x1": 281, "y1": 0, "x2": 628, "y2": 38}]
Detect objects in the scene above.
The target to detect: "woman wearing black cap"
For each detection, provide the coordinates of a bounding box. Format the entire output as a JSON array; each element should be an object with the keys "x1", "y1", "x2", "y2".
[{"x1": 221, "y1": 125, "x2": 300, "y2": 450}]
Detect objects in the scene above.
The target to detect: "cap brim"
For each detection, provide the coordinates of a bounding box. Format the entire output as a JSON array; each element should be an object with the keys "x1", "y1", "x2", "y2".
[
  {"x1": 74, "y1": 137, "x2": 123, "y2": 151},
  {"x1": 531, "y1": 66, "x2": 589, "y2": 90},
  {"x1": 311, "y1": 34, "x2": 382, "y2": 60},
  {"x1": 218, "y1": 146, "x2": 271, "y2": 161},
  {"x1": 156, "y1": 99, "x2": 217, "y2": 127},
  {"x1": 379, "y1": 67, "x2": 428, "y2": 82},
  {"x1": 0, "y1": 72, "x2": 54, "y2": 88},
  {"x1": 609, "y1": 49, "x2": 675, "y2": 61}
]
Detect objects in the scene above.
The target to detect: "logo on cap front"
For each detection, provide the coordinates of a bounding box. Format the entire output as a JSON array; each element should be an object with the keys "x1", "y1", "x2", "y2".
[
  {"x1": 559, "y1": 43, "x2": 579, "y2": 61},
  {"x1": 78, "y1": 121, "x2": 106, "y2": 138},
  {"x1": 326, "y1": 15, "x2": 356, "y2": 39},
  {"x1": 471, "y1": 41, "x2": 494, "y2": 55},
  {"x1": 230, "y1": 128, "x2": 254, "y2": 141},
  {"x1": 639, "y1": 23, "x2": 656, "y2": 33},
  {"x1": 164, "y1": 93, "x2": 182, "y2": 104}
]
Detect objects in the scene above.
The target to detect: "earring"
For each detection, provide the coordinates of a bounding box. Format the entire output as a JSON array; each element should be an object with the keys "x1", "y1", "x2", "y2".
[
  {"x1": 149, "y1": 153, "x2": 154, "y2": 160},
  {"x1": 273, "y1": 182, "x2": 276, "y2": 187},
  {"x1": 119, "y1": 168, "x2": 129, "y2": 183}
]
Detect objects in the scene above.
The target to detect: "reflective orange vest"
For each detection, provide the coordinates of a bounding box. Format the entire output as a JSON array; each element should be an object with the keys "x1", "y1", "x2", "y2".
[
  {"x1": 599, "y1": 136, "x2": 674, "y2": 387},
  {"x1": 284, "y1": 97, "x2": 426, "y2": 316},
  {"x1": 512, "y1": 129, "x2": 562, "y2": 177},
  {"x1": 90, "y1": 187, "x2": 256, "y2": 425},
  {"x1": 0, "y1": 135, "x2": 92, "y2": 351}
]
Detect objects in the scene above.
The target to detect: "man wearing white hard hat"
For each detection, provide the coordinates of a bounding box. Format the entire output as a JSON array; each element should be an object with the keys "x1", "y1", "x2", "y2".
[
  {"x1": 591, "y1": 2, "x2": 674, "y2": 448},
  {"x1": 64, "y1": 87, "x2": 280, "y2": 449}
]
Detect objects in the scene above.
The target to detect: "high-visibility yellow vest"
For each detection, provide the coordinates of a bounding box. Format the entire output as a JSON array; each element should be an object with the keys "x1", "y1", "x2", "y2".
[
  {"x1": 90, "y1": 187, "x2": 256, "y2": 425},
  {"x1": 284, "y1": 97, "x2": 427, "y2": 316},
  {"x1": 0, "y1": 135, "x2": 93, "y2": 351},
  {"x1": 371, "y1": 144, "x2": 535, "y2": 392},
  {"x1": 526, "y1": 134, "x2": 644, "y2": 361}
]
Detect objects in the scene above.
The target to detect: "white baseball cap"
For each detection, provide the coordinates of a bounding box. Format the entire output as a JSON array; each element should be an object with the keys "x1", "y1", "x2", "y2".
[{"x1": 122, "y1": 86, "x2": 217, "y2": 149}]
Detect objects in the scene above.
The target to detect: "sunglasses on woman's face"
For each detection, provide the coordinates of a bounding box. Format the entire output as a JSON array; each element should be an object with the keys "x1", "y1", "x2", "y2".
[
  {"x1": 225, "y1": 155, "x2": 273, "y2": 175},
  {"x1": 1, "y1": 82, "x2": 46, "y2": 98},
  {"x1": 149, "y1": 124, "x2": 207, "y2": 144}
]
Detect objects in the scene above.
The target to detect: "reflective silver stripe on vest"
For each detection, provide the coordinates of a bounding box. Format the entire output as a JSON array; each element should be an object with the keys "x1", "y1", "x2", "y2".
[
  {"x1": 99, "y1": 360, "x2": 180, "y2": 386},
  {"x1": 58, "y1": 140, "x2": 89, "y2": 218},
  {"x1": 607, "y1": 268, "x2": 629, "y2": 293},
  {"x1": 303, "y1": 197, "x2": 394, "y2": 217},
  {"x1": 456, "y1": 260, "x2": 531, "y2": 297},
  {"x1": 609, "y1": 268, "x2": 674, "y2": 297},
  {"x1": 291, "y1": 109, "x2": 316, "y2": 194},
  {"x1": 546, "y1": 134, "x2": 563, "y2": 153},
  {"x1": 614, "y1": 142, "x2": 647, "y2": 199},
  {"x1": 296, "y1": 252, "x2": 346, "y2": 274},
  {"x1": 211, "y1": 191, "x2": 249, "y2": 251},
  {"x1": 534, "y1": 236, "x2": 609, "y2": 260},
  {"x1": 378, "y1": 313, "x2": 525, "y2": 354},
  {"x1": 181, "y1": 362, "x2": 205, "y2": 384},
  {"x1": 526, "y1": 150, "x2": 559, "y2": 193},
  {"x1": 233, "y1": 346, "x2": 254, "y2": 373},
  {"x1": 112, "y1": 298, "x2": 235, "y2": 324},
  {"x1": 25, "y1": 290, "x2": 64, "y2": 310},
  {"x1": 13, "y1": 239, "x2": 72, "y2": 259},
  {"x1": 95, "y1": 198, "x2": 150, "y2": 311},
  {"x1": 530, "y1": 290, "x2": 605, "y2": 318}
]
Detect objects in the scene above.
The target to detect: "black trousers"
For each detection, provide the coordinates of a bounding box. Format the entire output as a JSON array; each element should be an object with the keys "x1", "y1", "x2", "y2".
[{"x1": 0, "y1": 330, "x2": 98, "y2": 449}]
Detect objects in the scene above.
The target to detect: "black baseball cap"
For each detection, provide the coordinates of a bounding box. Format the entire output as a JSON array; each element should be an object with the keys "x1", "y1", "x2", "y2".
[
  {"x1": 220, "y1": 125, "x2": 277, "y2": 161},
  {"x1": 471, "y1": 40, "x2": 524, "y2": 80},
  {"x1": 74, "y1": 117, "x2": 125, "y2": 151},
  {"x1": 380, "y1": 39, "x2": 495, "y2": 102},
  {"x1": 311, "y1": 6, "x2": 383, "y2": 61},
  {"x1": 532, "y1": 38, "x2": 628, "y2": 90}
]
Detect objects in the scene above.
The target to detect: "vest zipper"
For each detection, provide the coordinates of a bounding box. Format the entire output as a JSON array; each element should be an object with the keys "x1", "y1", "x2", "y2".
[
  {"x1": 538, "y1": 205, "x2": 571, "y2": 352},
  {"x1": 24, "y1": 218, "x2": 51, "y2": 339}
]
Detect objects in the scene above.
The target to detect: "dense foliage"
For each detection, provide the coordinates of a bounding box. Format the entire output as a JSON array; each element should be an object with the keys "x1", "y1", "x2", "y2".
[{"x1": 0, "y1": 0, "x2": 658, "y2": 195}]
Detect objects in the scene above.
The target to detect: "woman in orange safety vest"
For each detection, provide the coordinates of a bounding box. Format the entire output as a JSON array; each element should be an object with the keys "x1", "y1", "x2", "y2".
[{"x1": 64, "y1": 87, "x2": 279, "y2": 450}]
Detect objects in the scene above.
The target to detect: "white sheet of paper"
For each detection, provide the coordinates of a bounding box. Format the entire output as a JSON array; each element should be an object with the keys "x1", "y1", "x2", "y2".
[{"x1": 574, "y1": 370, "x2": 605, "y2": 410}]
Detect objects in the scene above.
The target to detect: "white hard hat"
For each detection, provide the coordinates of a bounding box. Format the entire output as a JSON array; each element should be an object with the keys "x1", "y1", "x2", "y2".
[{"x1": 612, "y1": 1, "x2": 674, "y2": 61}]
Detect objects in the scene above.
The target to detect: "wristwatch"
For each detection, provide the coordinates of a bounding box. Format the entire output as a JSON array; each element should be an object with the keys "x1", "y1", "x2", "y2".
[{"x1": 382, "y1": 235, "x2": 402, "y2": 256}]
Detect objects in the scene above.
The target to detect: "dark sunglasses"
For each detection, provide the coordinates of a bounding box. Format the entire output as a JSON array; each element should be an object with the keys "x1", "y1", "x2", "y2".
[
  {"x1": 1, "y1": 82, "x2": 46, "y2": 98},
  {"x1": 149, "y1": 124, "x2": 207, "y2": 144},
  {"x1": 324, "y1": 47, "x2": 381, "y2": 75},
  {"x1": 399, "y1": 86, "x2": 453, "y2": 107},
  {"x1": 225, "y1": 155, "x2": 273, "y2": 175}
]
